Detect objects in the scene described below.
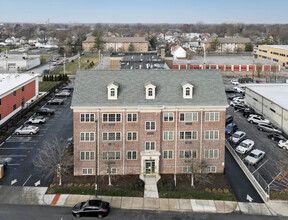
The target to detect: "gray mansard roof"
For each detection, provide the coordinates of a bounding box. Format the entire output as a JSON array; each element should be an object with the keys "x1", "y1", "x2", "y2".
[{"x1": 71, "y1": 70, "x2": 228, "y2": 108}]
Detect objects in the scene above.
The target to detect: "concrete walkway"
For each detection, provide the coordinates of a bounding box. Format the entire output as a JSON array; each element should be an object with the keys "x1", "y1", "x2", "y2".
[{"x1": 144, "y1": 176, "x2": 159, "y2": 198}]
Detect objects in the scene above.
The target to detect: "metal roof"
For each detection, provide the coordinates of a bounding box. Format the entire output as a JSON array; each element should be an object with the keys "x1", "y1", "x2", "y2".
[
  {"x1": 261, "y1": 45, "x2": 288, "y2": 51},
  {"x1": 71, "y1": 70, "x2": 228, "y2": 108}
]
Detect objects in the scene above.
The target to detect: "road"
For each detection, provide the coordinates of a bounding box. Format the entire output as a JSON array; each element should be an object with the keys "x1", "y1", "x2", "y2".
[
  {"x1": 0, "y1": 204, "x2": 286, "y2": 220},
  {"x1": 0, "y1": 93, "x2": 73, "y2": 187}
]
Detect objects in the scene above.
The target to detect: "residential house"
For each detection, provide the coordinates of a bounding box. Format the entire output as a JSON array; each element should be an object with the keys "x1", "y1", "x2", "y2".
[
  {"x1": 202, "y1": 37, "x2": 251, "y2": 52},
  {"x1": 171, "y1": 45, "x2": 186, "y2": 59}
]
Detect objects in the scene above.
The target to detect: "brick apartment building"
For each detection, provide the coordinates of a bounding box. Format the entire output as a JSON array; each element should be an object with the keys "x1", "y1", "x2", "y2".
[
  {"x1": 71, "y1": 70, "x2": 228, "y2": 179},
  {"x1": 201, "y1": 37, "x2": 251, "y2": 52},
  {"x1": 0, "y1": 73, "x2": 39, "y2": 125},
  {"x1": 82, "y1": 36, "x2": 149, "y2": 52}
]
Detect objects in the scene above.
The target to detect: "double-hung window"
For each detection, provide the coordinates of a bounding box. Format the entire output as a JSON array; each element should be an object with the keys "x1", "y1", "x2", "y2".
[
  {"x1": 145, "y1": 142, "x2": 155, "y2": 151},
  {"x1": 163, "y1": 113, "x2": 174, "y2": 122},
  {"x1": 102, "y1": 113, "x2": 121, "y2": 122},
  {"x1": 127, "y1": 132, "x2": 137, "y2": 141},
  {"x1": 145, "y1": 122, "x2": 156, "y2": 131},
  {"x1": 179, "y1": 112, "x2": 198, "y2": 122},
  {"x1": 204, "y1": 130, "x2": 219, "y2": 140}
]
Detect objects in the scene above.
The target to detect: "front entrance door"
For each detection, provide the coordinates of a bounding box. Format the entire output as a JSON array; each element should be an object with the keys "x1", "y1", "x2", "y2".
[{"x1": 145, "y1": 160, "x2": 155, "y2": 174}]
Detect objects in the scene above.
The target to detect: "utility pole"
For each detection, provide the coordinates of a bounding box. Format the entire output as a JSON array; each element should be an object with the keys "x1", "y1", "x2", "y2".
[
  {"x1": 252, "y1": 53, "x2": 255, "y2": 81},
  {"x1": 98, "y1": 50, "x2": 101, "y2": 70},
  {"x1": 64, "y1": 53, "x2": 66, "y2": 75},
  {"x1": 95, "y1": 120, "x2": 98, "y2": 198},
  {"x1": 5, "y1": 49, "x2": 8, "y2": 73},
  {"x1": 78, "y1": 52, "x2": 81, "y2": 70}
]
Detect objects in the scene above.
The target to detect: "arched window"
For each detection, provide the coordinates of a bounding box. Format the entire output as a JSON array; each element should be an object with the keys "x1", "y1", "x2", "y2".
[
  {"x1": 148, "y1": 88, "x2": 153, "y2": 96},
  {"x1": 186, "y1": 87, "x2": 190, "y2": 96},
  {"x1": 110, "y1": 88, "x2": 115, "y2": 97}
]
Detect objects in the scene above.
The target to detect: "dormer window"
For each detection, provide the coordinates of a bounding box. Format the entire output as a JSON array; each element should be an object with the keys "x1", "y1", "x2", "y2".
[
  {"x1": 145, "y1": 81, "x2": 156, "y2": 99},
  {"x1": 181, "y1": 81, "x2": 193, "y2": 99},
  {"x1": 107, "y1": 81, "x2": 119, "y2": 100}
]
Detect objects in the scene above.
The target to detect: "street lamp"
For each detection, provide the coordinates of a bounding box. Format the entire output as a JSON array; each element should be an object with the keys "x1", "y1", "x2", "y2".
[{"x1": 95, "y1": 120, "x2": 98, "y2": 198}]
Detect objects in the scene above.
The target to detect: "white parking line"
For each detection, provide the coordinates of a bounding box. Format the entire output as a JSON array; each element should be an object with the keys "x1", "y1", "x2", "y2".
[
  {"x1": 0, "y1": 142, "x2": 4, "y2": 147},
  {"x1": 6, "y1": 136, "x2": 11, "y2": 141},
  {"x1": 0, "y1": 147, "x2": 33, "y2": 150},
  {"x1": 252, "y1": 159, "x2": 269, "y2": 174},
  {"x1": 7, "y1": 164, "x2": 21, "y2": 166},
  {"x1": 22, "y1": 174, "x2": 32, "y2": 186},
  {"x1": 0, "y1": 155, "x2": 27, "y2": 157}
]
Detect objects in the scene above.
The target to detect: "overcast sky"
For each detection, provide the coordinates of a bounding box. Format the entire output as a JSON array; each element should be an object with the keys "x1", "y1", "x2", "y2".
[{"x1": 0, "y1": 0, "x2": 287, "y2": 24}]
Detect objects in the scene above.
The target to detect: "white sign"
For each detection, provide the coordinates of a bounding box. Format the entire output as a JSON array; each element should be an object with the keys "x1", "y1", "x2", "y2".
[
  {"x1": 34, "y1": 180, "x2": 40, "y2": 186},
  {"x1": 11, "y1": 179, "x2": 17, "y2": 185},
  {"x1": 246, "y1": 194, "x2": 253, "y2": 202}
]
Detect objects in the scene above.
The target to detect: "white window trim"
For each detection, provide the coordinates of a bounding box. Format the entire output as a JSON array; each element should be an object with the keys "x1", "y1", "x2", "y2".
[
  {"x1": 145, "y1": 141, "x2": 156, "y2": 151},
  {"x1": 163, "y1": 150, "x2": 173, "y2": 159},
  {"x1": 179, "y1": 112, "x2": 198, "y2": 122},
  {"x1": 80, "y1": 151, "x2": 95, "y2": 161},
  {"x1": 127, "y1": 131, "x2": 138, "y2": 141},
  {"x1": 206, "y1": 166, "x2": 217, "y2": 173},
  {"x1": 127, "y1": 113, "x2": 138, "y2": 122},
  {"x1": 145, "y1": 84, "x2": 156, "y2": 99},
  {"x1": 80, "y1": 132, "x2": 95, "y2": 142},
  {"x1": 102, "y1": 132, "x2": 122, "y2": 141},
  {"x1": 107, "y1": 167, "x2": 117, "y2": 174},
  {"x1": 82, "y1": 168, "x2": 93, "y2": 175},
  {"x1": 102, "y1": 113, "x2": 122, "y2": 123},
  {"x1": 102, "y1": 151, "x2": 121, "y2": 160},
  {"x1": 183, "y1": 85, "x2": 193, "y2": 99},
  {"x1": 179, "y1": 131, "x2": 198, "y2": 140},
  {"x1": 182, "y1": 166, "x2": 192, "y2": 173},
  {"x1": 204, "y1": 149, "x2": 219, "y2": 159},
  {"x1": 163, "y1": 131, "x2": 174, "y2": 141},
  {"x1": 179, "y1": 150, "x2": 198, "y2": 159},
  {"x1": 205, "y1": 112, "x2": 220, "y2": 122},
  {"x1": 127, "y1": 151, "x2": 138, "y2": 160},
  {"x1": 145, "y1": 121, "x2": 156, "y2": 131},
  {"x1": 204, "y1": 130, "x2": 219, "y2": 140},
  {"x1": 80, "y1": 113, "x2": 95, "y2": 123},
  {"x1": 163, "y1": 112, "x2": 174, "y2": 122}
]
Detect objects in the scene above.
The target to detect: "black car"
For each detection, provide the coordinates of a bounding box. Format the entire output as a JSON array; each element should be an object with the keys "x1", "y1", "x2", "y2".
[
  {"x1": 47, "y1": 98, "x2": 64, "y2": 105},
  {"x1": 36, "y1": 107, "x2": 55, "y2": 116},
  {"x1": 234, "y1": 104, "x2": 247, "y2": 111},
  {"x1": 72, "y1": 200, "x2": 110, "y2": 219},
  {"x1": 225, "y1": 88, "x2": 236, "y2": 93},
  {"x1": 267, "y1": 133, "x2": 286, "y2": 141},
  {"x1": 228, "y1": 94, "x2": 244, "y2": 100},
  {"x1": 225, "y1": 115, "x2": 233, "y2": 125},
  {"x1": 243, "y1": 108, "x2": 256, "y2": 118},
  {"x1": 239, "y1": 78, "x2": 253, "y2": 83}
]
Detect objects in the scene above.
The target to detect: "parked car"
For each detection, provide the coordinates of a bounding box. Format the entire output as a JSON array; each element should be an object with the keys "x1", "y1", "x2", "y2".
[
  {"x1": 47, "y1": 98, "x2": 64, "y2": 105},
  {"x1": 244, "y1": 149, "x2": 265, "y2": 165},
  {"x1": 236, "y1": 139, "x2": 255, "y2": 154},
  {"x1": 43, "y1": 69, "x2": 50, "y2": 74},
  {"x1": 55, "y1": 91, "x2": 70, "y2": 97},
  {"x1": 62, "y1": 85, "x2": 74, "y2": 91},
  {"x1": 230, "y1": 131, "x2": 246, "y2": 144},
  {"x1": 36, "y1": 107, "x2": 55, "y2": 116},
  {"x1": 234, "y1": 103, "x2": 247, "y2": 111},
  {"x1": 14, "y1": 125, "x2": 39, "y2": 135},
  {"x1": 225, "y1": 88, "x2": 236, "y2": 93},
  {"x1": 228, "y1": 94, "x2": 244, "y2": 100},
  {"x1": 231, "y1": 80, "x2": 239, "y2": 85},
  {"x1": 236, "y1": 87, "x2": 245, "y2": 94},
  {"x1": 233, "y1": 97, "x2": 244, "y2": 103},
  {"x1": 72, "y1": 200, "x2": 110, "y2": 219},
  {"x1": 225, "y1": 115, "x2": 233, "y2": 125},
  {"x1": 278, "y1": 140, "x2": 288, "y2": 150},
  {"x1": 267, "y1": 133, "x2": 286, "y2": 141},
  {"x1": 28, "y1": 115, "x2": 46, "y2": 124},
  {"x1": 257, "y1": 123, "x2": 282, "y2": 133},
  {"x1": 247, "y1": 114, "x2": 270, "y2": 124},
  {"x1": 225, "y1": 123, "x2": 238, "y2": 135},
  {"x1": 242, "y1": 108, "x2": 257, "y2": 118},
  {"x1": 239, "y1": 78, "x2": 253, "y2": 83},
  {"x1": 230, "y1": 100, "x2": 242, "y2": 107},
  {"x1": 256, "y1": 80, "x2": 264, "y2": 83},
  {"x1": 0, "y1": 159, "x2": 8, "y2": 169}
]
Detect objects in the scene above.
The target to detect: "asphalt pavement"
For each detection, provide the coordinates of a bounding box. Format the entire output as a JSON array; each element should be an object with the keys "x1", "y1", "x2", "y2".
[{"x1": 0, "y1": 93, "x2": 73, "y2": 187}]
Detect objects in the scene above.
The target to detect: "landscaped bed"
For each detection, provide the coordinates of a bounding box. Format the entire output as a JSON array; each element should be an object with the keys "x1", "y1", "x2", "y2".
[{"x1": 157, "y1": 174, "x2": 236, "y2": 201}]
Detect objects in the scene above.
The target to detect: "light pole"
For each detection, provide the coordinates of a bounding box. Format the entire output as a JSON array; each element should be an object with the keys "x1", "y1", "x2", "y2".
[{"x1": 95, "y1": 119, "x2": 98, "y2": 198}]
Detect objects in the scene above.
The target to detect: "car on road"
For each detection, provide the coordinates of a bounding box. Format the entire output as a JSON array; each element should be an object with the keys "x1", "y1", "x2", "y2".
[
  {"x1": 72, "y1": 200, "x2": 110, "y2": 219},
  {"x1": 14, "y1": 125, "x2": 39, "y2": 135},
  {"x1": 36, "y1": 107, "x2": 55, "y2": 116},
  {"x1": 47, "y1": 98, "x2": 64, "y2": 105},
  {"x1": 231, "y1": 79, "x2": 239, "y2": 85},
  {"x1": 267, "y1": 133, "x2": 286, "y2": 142},
  {"x1": 257, "y1": 123, "x2": 282, "y2": 133},
  {"x1": 278, "y1": 140, "x2": 288, "y2": 150},
  {"x1": 55, "y1": 90, "x2": 70, "y2": 97},
  {"x1": 28, "y1": 115, "x2": 46, "y2": 124},
  {"x1": 247, "y1": 114, "x2": 270, "y2": 124},
  {"x1": 235, "y1": 139, "x2": 255, "y2": 154},
  {"x1": 225, "y1": 115, "x2": 233, "y2": 125},
  {"x1": 244, "y1": 149, "x2": 265, "y2": 165},
  {"x1": 228, "y1": 94, "x2": 244, "y2": 100},
  {"x1": 230, "y1": 131, "x2": 246, "y2": 144},
  {"x1": 225, "y1": 123, "x2": 238, "y2": 135}
]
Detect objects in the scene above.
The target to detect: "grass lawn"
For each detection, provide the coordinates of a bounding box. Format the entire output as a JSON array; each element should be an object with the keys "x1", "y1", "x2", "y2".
[
  {"x1": 39, "y1": 81, "x2": 59, "y2": 92},
  {"x1": 0, "y1": 46, "x2": 11, "y2": 52},
  {"x1": 40, "y1": 55, "x2": 53, "y2": 64},
  {"x1": 53, "y1": 56, "x2": 100, "y2": 75}
]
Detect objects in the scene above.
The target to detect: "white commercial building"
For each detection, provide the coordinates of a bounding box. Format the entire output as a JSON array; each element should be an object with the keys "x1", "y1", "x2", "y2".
[
  {"x1": 0, "y1": 54, "x2": 40, "y2": 73},
  {"x1": 245, "y1": 84, "x2": 288, "y2": 135}
]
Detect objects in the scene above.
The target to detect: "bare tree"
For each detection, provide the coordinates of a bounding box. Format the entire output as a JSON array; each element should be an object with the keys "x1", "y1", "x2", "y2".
[
  {"x1": 106, "y1": 160, "x2": 115, "y2": 186},
  {"x1": 33, "y1": 138, "x2": 72, "y2": 186},
  {"x1": 185, "y1": 158, "x2": 208, "y2": 187},
  {"x1": 274, "y1": 159, "x2": 288, "y2": 194},
  {"x1": 256, "y1": 64, "x2": 262, "y2": 77}
]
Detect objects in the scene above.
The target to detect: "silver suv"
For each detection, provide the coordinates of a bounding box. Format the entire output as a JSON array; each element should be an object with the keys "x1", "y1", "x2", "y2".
[{"x1": 257, "y1": 123, "x2": 281, "y2": 133}]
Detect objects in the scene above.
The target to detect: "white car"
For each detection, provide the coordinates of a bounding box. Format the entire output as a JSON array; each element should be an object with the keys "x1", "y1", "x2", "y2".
[
  {"x1": 247, "y1": 114, "x2": 270, "y2": 124},
  {"x1": 233, "y1": 97, "x2": 244, "y2": 103},
  {"x1": 236, "y1": 139, "x2": 255, "y2": 154},
  {"x1": 55, "y1": 91, "x2": 70, "y2": 97},
  {"x1": 278, "y1": 140, "x2": 288, "y2": 150},
  {"x1": 236, "y1": 87, "x2": 245, "y2": 93},
  {"x1": 244, "y1": 149, "x2": 265, "y2": 165},
  {"x1": 14, "y1": 125, "x2": 39, "y2": 135},
  {"x1": 230, "y1": 131, "x2": 246, "y2": 144},
  {"x1": 231, "y1": 80, "x2": 239, "y2": 85},
  {"x1": 28, "y1": 116, "x2": 46, "y2": 124}
]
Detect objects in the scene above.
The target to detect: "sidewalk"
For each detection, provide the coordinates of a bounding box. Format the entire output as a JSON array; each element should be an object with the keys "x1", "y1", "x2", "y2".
[{"x1": 43, "y1": 193, "x2": 284, "y2": 216}]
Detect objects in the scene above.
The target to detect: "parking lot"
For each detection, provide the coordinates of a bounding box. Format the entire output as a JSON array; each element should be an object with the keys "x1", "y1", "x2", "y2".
[
  {"x1": 224, "y1": 78, "x2": 288, "y2": 194},
  {"x1": 0, "y1": 89, "x2": 73, "y2": 187}
]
